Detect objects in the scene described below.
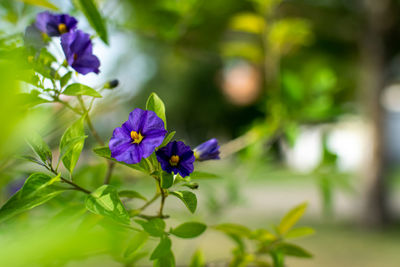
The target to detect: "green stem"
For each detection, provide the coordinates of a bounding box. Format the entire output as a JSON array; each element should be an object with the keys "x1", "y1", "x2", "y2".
[
  {"x1": 157, "y1": 178, "x2": 166, "y2": 217},
  {"x1": 139, "y1": 193, "x2": 160, "y2": 211}
]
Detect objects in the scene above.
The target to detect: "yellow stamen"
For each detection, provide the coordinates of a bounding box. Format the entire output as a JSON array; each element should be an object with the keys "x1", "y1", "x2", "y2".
[
  {"x1": 169, "y1": 155, "x2": 180, "y2": 166},
  {"x1": 130, "y1": 131, "x2": 144, "y2": 144},
  {"x1": 58, "y1": 23, "x2": 67, "y2": 34}
]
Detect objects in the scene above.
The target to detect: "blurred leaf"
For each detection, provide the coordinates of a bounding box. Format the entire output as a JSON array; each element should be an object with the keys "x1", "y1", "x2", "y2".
[
  {"x1": 124, "y1": 231, "x2": 149, "y2": 258},
  {"x1": 73, "y1": 0, "x2": 108, "y2": 44},
  {"x1": 275, "y1": 243, "x2": 312, "y2": 258},
  {"x1": 135, "y1": 218, "x2": 165, "y2": 237},
  {"x1": 161, "y1": 172, "x2": 174, "y2": 189},
  {"x1": 170, "y1": 222, "x2": 207, "y2": 238},
  {"x1": 85, "y1": 185, "x2": 130, "y2": 225},
  {"x1": 17, "y1": 0, "x2": 58, "y2": 10},
  {"x1": 119, "y1": 190, "x2": 147, "y2": 201},
  {"x1": 278, "y1": 202, "x2": 308, "y2": 235},
  {"x1": 268, "y1": 19, "x2": 313, "y2": 55},
  {"x1": 153, "y1": 249, "x2": 175, "y2": 267},
  {"x1": 0, "y1": 173, "x2": 65, "y2": 223},
  {"x1": 60, "y1": 72, "x2": 72, "y2": 88},
  {"x1": 170, "y1": 190, "x2": 197, "y2": 213},
  {"x1": 214, "y1": 223, "x2": 252, "y2": 237},
  {"x1": 229, "y1": 12, "x2": 265, "y2": 34},
  {"x1": 19, "y1": 90, "x2": 50, "y2": 108},
  {"x1": 93, "y1": 146, "x2": 149, "y2": 173},
  {"x1": 27, "y1": 132, "x2": 52, "y2": 164},
  {"x1": 159, "y1": 131, "x2": 175, "y2": 148},
  {"x1": 60, "y1": 116, "x2": 86, "y2": 174},
  {"x1": 146, "y1": 92, "x2": 167, "y2": 129},
  {"x1": 251, "y1": 229, "x2": 276, "y2": 241},
  {"x1": 62, "y1": 83, "x2": 102, "y2": 98},
  {"x1": 189, "y1": 249, "x2": 205, "y2": 267},
  {"x1": 150, "y1": 235, "x2": 171, "y2": 260},
  {"x1": 190, "y1": 171, "x2": 219, "y2": 179},
  {"x1": 285, "y1": 227, "x2": 315, "y2": 239},
  {"x1": 284, "y1": 122, "x2": 299, "y2": 147}
]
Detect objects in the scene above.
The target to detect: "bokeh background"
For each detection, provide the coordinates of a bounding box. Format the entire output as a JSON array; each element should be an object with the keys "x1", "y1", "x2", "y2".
[{"x1": 2, "y1": 0, "x2": 400, "y2": 266}]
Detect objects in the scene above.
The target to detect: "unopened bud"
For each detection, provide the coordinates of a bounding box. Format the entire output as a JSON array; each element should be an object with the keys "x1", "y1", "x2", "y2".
[{"x1": 104, "y1": 79, "x2": 119, "y2": 89}]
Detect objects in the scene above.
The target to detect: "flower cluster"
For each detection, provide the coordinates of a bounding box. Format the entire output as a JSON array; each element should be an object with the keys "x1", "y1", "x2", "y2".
[
  {"x1": 109, "y1": 108, "x2": 220, "y2": 177},
  {"x1": 25, "y1": 11, "x2": 100, "y2": 75}
]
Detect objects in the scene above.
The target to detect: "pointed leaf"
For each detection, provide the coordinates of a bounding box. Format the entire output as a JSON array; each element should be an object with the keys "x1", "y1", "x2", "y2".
[
  {"x1": 146, "y1": 93, "x2": 166, "y2": 129},
  {"x1": 17, "y1": 0, "x2": 58, "y2": 10},
  {"x1": 26, "y1": 132, "x2": 52, "y2": 163},
  {"x1": 85, "y1": 185, "x2": 130, "y2": 225},
  {"x1": 285, "y1": 227, "x2": 315, "y2": 239},
  {"x1": 170, "y1": 222, "x2": 206, "y2": 238},
  {"x1": 60, "y1": 116, "x2": 86, "y2": 174},
  {"x1": 150, "y1": 236, "x2": 171, "y2": 260},
  {"x1": 214, "y1": 223, "x2": 252, "y2": 237},
  {"x1": 0, "y1": 173, "x2": 66, "y2": 223},
  {"x1": 158, "y1": 131, "x2": 175, "y2": 149},
  {"x1": 63, "y1": 83, "x2": 102, "y2": 98},
  {"x1": 161, "y1": 172, "x2": 174, "y2": 189},
  {"x1": 278, "y1": 202, "x2": 308, "y2": 235},
  {"x1": 73, "y1": 0, "x2": 108, "y2": 44},
  {"x1": 275, "y1": 243, "x2": 312, "y2": 258},
  {"x1": 170, "y1": 191, "x2": 197, "y2": 213},
  {"x1": 134, "y1": 218, "x2": 165, "y2": 237}
]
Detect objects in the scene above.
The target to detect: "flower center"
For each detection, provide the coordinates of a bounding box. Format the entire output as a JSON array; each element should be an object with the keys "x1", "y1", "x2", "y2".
[
  {"x1": 58, "y1": 23, "x2": 68, "y2": 34},
  {"x1": 130, "y1": 131, "x2": 144, "y2": 144},
  {"x1": 169, "y1": 155, "x2": 180, "y2": 166}
]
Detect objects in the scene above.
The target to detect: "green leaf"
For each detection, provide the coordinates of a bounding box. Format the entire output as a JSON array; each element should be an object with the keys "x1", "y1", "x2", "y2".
[
  {"x1": 161, "y1": 172, "x2": 174, "y2": 189},
  {"x1": 85, "y1": 185, "x2": 130, "y2": 225},
  {"x1": 73, "y1": 0, "x2": 108, "y2": 44},
  {"x1": 214, "y1": 223, "x2": 252, "y2": 237},
  {"x1": 278, "y1": 202, "x2": 308, "y2": 235},
  {"x1": 93, "y1": 146, "x2": 149, "y2": 173},
  {"x1": 146, "y1": 93, "x2": 167, "y2": 129},
  {"x1": 150, "y1": 236, "x2": 172, "y2": 260},
  {"x1": 170, "y1": 222, "x2": 206, "y2": 238},
  {"x1": 119, "y1": 190, "x2": 147, "y2": 201},
  {"x1": 26, "y1": 132, "x2": 52, "y2": 164},
  {"x1": 19, "y1": 90, "x2": 50, "y2": 108},
  {"x1": 275, "y1": 243, "x2": 312, "y2": 258},
  {"x1": 124, "y1": 231, "x2": 149, "y2": 258},
  {"x1": 0, "y1": 173, "x2": 66, "y2": 223},
  {"x1": 189, "y1": 250, "x2": 205, "y2": 267},
  {"x1": 170, "y1": 191, "x2": 197, "y2": 213},
  {"x1": 153, "y1": 250, "x2": 175, "y2": 267},
  {"x1": 62, "y1": 83, "x2": 102, "y2": 98},
  {"x1": 60, "y1": 71, "x2": 72, "y2": 88},
  {"x1": 17, "y1": 0, "x2": 58, "y2": 10},
  {"x1": 285, "y1": 227, "x2": 315, "y2": 239},
  {"x1": 135, "y1": 218, "x2": 165, "y2": 237},
  {"x1": 158, "y1": 131, "x2": 175, "y2": 148},
  {"x1": 190, "y1": 171, "x2": 219, "y2": 180},
  {"x1": 60, "y1": 116, "x2": 86, "y2": 174}
]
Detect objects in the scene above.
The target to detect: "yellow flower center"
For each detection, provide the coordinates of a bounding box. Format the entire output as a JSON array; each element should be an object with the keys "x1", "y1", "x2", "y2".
[
  {"x1": 169, "y1": 155, "x2": 180, "y2": 166},
  {"x1": 58, "y1": 23, "x2": 68, "y2": 34},
  {"x1": 130, "y1": 131, "x2": 144, "y2": 144}
]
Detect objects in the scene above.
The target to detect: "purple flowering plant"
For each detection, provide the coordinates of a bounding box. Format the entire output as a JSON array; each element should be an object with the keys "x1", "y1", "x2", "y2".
[{"x1": 0, "y1": 8, "x2": 314, "y2": 267}]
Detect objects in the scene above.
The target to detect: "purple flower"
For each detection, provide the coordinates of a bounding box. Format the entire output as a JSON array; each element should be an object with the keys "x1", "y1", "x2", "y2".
[
  {"x1": 194, "y1": 138, "x2": 220, "y2": 161},
  {"x1": 35, "y1": 11, "x2": 77, "y2": 36},
  {"x1": 109, "y1": 108, "x2": 167, "y2": 164},
  {"x1": 156, "y1": 141, "x2": 195, "y2": 177},
  {"x1": 61, "y1": 30, "x2": 100, "y2": 75}
]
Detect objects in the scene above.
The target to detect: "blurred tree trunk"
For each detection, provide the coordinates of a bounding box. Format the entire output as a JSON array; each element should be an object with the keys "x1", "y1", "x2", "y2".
[{"x1": 361, "y1": 0, "x2": 393, "y2": 225}]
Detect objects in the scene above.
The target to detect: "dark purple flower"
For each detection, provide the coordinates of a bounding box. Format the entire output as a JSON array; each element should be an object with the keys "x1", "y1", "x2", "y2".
[
  {"x1": 109, "y1": 108, "x2": 167, "y2": 164},
  {"x1": 194, "y1": 138, "x2": 220, "y2": 161},
  {"x1": 156, "y1": 141, "x2": 195, "y2": 177},
  {"x1": 61, "y1": 30, "x2": 100, "y2": 75},
  {"x1": 35, "y1": 11, "x2": 77, "y2": 36}
]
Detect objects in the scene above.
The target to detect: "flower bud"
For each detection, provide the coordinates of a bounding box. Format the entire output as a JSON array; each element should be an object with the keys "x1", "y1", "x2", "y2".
[{"x1": 104, "y1": 79, "x2": 119, "y2": 89}]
